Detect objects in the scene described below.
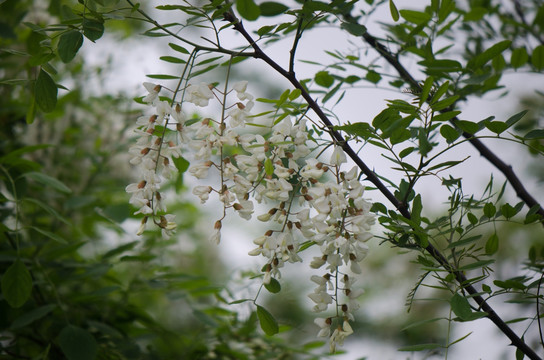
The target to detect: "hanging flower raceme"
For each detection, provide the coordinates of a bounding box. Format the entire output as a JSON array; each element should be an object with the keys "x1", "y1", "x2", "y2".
[{"x1": 127, "y1": 79, "x2": 375, "y2": 352}]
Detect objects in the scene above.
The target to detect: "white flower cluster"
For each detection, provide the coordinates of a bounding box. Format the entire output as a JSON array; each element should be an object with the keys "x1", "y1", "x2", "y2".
[{"x1": 127, "y1": 80, "x2": 375, "y2": 352}]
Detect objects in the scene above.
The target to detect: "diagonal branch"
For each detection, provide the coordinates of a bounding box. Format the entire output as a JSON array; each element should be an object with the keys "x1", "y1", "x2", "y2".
[
  {"x1": 223, "y1": 11, "x2": 542, "y2": 360},
  {"x1": 360, "y1": 29, "x2": 544, "y2": 222}
]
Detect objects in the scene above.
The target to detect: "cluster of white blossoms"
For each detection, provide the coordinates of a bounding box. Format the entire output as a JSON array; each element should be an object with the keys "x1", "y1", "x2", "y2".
[{"x1": 127, "y1": 80, "x2": 375, "y2": 352}]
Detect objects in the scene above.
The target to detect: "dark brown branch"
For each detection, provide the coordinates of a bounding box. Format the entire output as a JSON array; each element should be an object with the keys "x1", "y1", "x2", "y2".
[
  {"x1": 224, "y1": 10, "x2": 542, "y2": 360},
  {"x1": 361, "y1": 29, "x2": 544, "y2": 222}
]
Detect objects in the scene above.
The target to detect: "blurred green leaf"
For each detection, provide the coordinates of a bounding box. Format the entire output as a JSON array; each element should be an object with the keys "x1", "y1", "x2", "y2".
[
  {"x1": 264, "y1": 277, "x2": 281, "y2": 293},
  {"x1": 259, "y1": 2, "x2": 288, "y2": 16},
  {"x1": 58, "y1": 30, "x2": 83, "y2": 63},
  {"x1": 256, "y1": 305, "x2": 279, "y2": 335},
  {"x1": 23, "y1": 171, "x2": 72, "y2": 194},
  {"x1": 10, "y1": 304, "x2": 57, "y2": 329},
  {"x1": 236, "y1": 0, "x2": 261, "y2": 21},
  {"x1": 59, "y1": 325, "x2": 98, "y2": 360},
  {"x1": 389, "y1": 0, "x2": 399, "y2": 22},
  {"x1": 35, "y1": 69, "x2": 58, "y2": 113},
  {"x1": 83, "y1": 18, "x2": 104, "y2": 41},
  {"x1": 1, "y1": 260, "x2": 33, "y2": 308},
  {"x1": 485, "y1": 233, "x2": 499, "y2": 255}
]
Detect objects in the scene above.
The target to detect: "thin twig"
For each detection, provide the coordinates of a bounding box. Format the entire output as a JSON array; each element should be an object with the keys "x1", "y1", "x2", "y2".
[{"x1": 359, "y1": 27, "x2": 544, "y2": 222}]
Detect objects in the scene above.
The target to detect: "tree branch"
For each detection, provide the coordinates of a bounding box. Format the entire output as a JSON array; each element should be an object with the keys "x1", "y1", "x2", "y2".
[
  {"x1": 224, "y1": 10, "x2": 542, "y2": 360},
  {"x1": 360, "y1": 29, "x2": 544, "y2": 222}
]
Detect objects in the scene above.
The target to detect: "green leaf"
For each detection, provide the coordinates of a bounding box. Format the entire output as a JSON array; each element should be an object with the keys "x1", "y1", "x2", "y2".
[
  {"x1": 504, "y1": 110, "x2": 528, "y2": 129},
  {"x1": 58, "y1": 30, "x2": 83, "y2": 63},
  {"x1": 455, "y1": 120, "x2": 479, "y2": 134},
  {"x1": 411, "y1": 194, "x2": 422, "y2": 222},
  {"x1": 467, "y1": 212, "x2": 478, "y2": 225},
  {"x1": 340, "y1": 21, "x2": 367, "y2": 36},
  {"x1": 458, "y1": 259, "x2": 494, "y2": 271},
  {"x1": 35, "y1": 69, "x2": 58, "y2": 113},
  {"x1": 485, "y1": 233, "x2": 499, "y2": 255},
  {"x1": 58, "y1": 325, "x2": 98, "y2": 360},
  {"x1": 531, "y1": 45, "x2": 544, "y2": 70},
  {"x1": 484, "y1": 121, "x2": 508, "y2": 135},
  {"x1": 236, "y1": 0, "x2": 261, "y2": 21},
  {"x1": 264, "y1": 277, "x2": 281, "y2": 293},
  {"x1": 524, "y1": 129, "x2": 544, "y2": 139},
  {"x1": 11, "y1": 304, "x2": 57, "y2": 329},
  {"x1": 516, "y1": 346, "x2": 525, "y2": 360},
  {"x1": 365, "y1": 70, "x2": 381, "y2": 84},
  {"x1": 500, "y1": 203, "x2": 517, "y2": 219},
  {"x1": 146, "y1": 74, "x2": 180, "y2": 80},
  {"x1": 440, "y1": 124, "x2": 460, "y2": 143},
  {"x1": 433, "y1": 110, "x2": 461, "y2": 122},
  {"x1": 450, "y1": 293, "x2": 472, "y2": 320},
  {"x1": 256, "y1": 305, "x2": 279, "y2": 335},
  {"x1": 83, "y1": 18, "x2": 104, "y2": 41},
  {"x1": 159, "y1": 56, "x2": 186, "y2": 64},
  {"x1": 419, "y1": 76, "x2": 434, "y2": 105},
  {"x1": 511, "y1": 47, "x2": 528, "y2": 69},
  {"x1": 399, "y1": 9, "x2": 431, "y2": 24},
  {"x1": 1, "y1": 260, "x2": 33, "y2": 308},
  {"x1": 168, "y1": 42, "x2": 190, "y2": 54},
  {"x1": 257, "y1": 25, "x2": 276, "y2": 37},
  {"x1": 469, "y1": 40, "x2": 511, "y2": 69},
  {"x1": 288, "y1": 88, "x2": 301, "y2": 100},
  {"x1": 259, "y1": 2, "x2": 288, "y2": 16},
  {"x1": 431, "y1": 95, "x2": 459, "y2": 111},
  {"x1": 399, "y1": 147, "x2": 415, "y2": 158},
  {"x1": 483, "y1": 202, "x2": 496, "y2": 217},
  {"x1": 264, "y1": 158, "x2": 274, "y2": 176},
  {"x1": 24, "y1": 171, "x2": 72, "y2": 194},
  {"x1": 314, "y1": 71, "x2": 334, "y2": 88},
  {"x1": 430, "y1": 81, "x2": 450, "y2": 103},
  {"x1": 389, "y1": 0, "x2": 399, "y2": 21},
  {"x1": 26, "y1": 95, "x2": 37, "y2": 124},
  {"x1": 31, "y1": 226, "x2": 68, "y2": 244}
]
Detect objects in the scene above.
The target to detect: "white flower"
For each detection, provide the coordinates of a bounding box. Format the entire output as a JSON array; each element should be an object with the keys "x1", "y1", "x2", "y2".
[
  {"x1": 232, "y1": 81, "x2": 254, "y2": 101},
  {"x1": 228, "y1": 101, "x2": 254, "y2": 127},
  {"x1": 314, "y1": 318, "x2": 331, "y2": 338},
  {"x1": 186, "y1": 83, "x2": 214, "y2": 107},
  {"x1": 308, "y1": 290, "x2": 333, "y2": 312},
  {"x1": 329, "y1": 321, "x2": 353, "y2": 353},
  {"x1": 193, "y1": 185, "x2": 212, "y2": 203},
  {"x1": 143, "y1": 82, "x2": 160, "y2": 104},
  {"x1": 330, "y1": 145, "x2": 347, "y2": 166},
  {"x1": 300, "y1": 159, "x2": 324, "y2": 179},
  {"x1": 310, "y1": 255, "x2": 327, "y2": 269},
  {"x1": 210, "y1": 220, "x2": 222, "y2": 244},
  {"x1": 233, "y1": 200, "x2": 254, "y2": 220},
  {"x1": 189, "y1": 161, "x2": 212, "y2": 179}
]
